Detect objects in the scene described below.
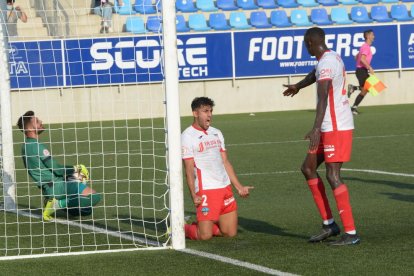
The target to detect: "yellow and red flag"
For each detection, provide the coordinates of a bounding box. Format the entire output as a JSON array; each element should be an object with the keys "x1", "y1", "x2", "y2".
[{"x1": 363, "y1": 75, "x2": 387, "y2": 96}]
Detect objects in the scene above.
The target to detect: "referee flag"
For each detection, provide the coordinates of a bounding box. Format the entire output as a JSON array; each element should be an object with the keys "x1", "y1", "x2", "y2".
[{"x1": 363, "y1": 75, "x2": 386, "y2": 96}]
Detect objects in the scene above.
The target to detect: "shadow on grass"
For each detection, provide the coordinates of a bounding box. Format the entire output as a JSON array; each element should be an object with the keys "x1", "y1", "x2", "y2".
[
  {"x1": 343, "y1": 176, "x2": 414, "y2": 190},
  {"x1": 380, "y1": 192, "x2": 414, "y2": 203}
]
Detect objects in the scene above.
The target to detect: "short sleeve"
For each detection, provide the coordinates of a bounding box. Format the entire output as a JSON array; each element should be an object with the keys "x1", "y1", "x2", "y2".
[
  {"x1": 217, "y1": 130, "x2": 226, "y2": 152},
  {"x1": 317, "y1": 57, "x2": 334, "y2": 82},
  {"x1": 181, "y1": 133, "x2": 194, "y2": 160}
]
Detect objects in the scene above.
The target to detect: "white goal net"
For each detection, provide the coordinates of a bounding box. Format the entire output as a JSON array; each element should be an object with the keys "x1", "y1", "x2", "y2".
[{"x1": 0, "y1": 0, "x2": 184, "y2": 259}]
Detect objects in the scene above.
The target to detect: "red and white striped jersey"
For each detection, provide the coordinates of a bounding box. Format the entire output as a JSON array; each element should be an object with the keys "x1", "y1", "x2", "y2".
[
  {"x1": 316, "y1": 50, "x2": 354, "y2": 132},
  {"x1": 181, "y1": 125, "x2": 230, "y2": 192}
]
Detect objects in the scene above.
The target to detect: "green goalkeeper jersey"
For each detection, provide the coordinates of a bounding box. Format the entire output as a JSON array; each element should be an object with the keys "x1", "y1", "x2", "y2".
[{"x1": 22, "y1": 137, "x2": 74, "y2": 189}]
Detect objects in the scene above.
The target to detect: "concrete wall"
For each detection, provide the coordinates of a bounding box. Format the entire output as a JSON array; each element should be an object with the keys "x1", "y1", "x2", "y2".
[{"x1": 11, "y1": 70, "x2": 413, "y2": 124}]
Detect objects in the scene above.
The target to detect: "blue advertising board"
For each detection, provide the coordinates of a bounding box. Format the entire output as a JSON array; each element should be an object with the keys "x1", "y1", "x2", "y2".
[{"x1": 7, "y1": 24, "x2": 411, "y2": 90}]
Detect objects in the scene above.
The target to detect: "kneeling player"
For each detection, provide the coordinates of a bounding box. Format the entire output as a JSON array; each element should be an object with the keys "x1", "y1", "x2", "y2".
[
  {"x1": 17, "y1": 111, "x2": 101, "y2": 221},
  {"x1": 182, "y1": 97, "x2": 254, "y2": 240}
]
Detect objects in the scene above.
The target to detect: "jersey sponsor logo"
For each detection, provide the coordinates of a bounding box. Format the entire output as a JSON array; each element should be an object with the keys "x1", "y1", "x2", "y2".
[
  {"x1": 319, "y1": 68, "x2": 333, "y2": 79},
  {"x1": 202, "y1": 139, "x2": 222, "y2": 151},
  {"x1": 224, "y1": 196, "x2": 235, "y2": 206},
  {"x1": 324, "y1": 144, "x2": 335, "y2": 152},
  {"x1": 201, "y1": 207, "x2": 209, "y2": 216},
  {"x1": 43, "y1": 149, "x2": 50, "y2": 157}
]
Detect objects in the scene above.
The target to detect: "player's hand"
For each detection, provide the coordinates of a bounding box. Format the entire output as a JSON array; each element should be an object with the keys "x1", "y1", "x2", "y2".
[
  {"x1": 192, "y1": 194, "x2": 202, "y2": 207},
  {"x1": 368, "y1": 67, "x2": 374, "y2": 75},
  {"x1": 74, "y1": 164, "x2": 89, "y2": 180},
  {"x1": 305, "y1": 128, "x2": 321, "y2": 152},
  {"x1": 282, "y1": 84, "x2": 299, "y2": 97},
  {"x1": 237, "y1": 186, "x2": 254, "y2": 198}
]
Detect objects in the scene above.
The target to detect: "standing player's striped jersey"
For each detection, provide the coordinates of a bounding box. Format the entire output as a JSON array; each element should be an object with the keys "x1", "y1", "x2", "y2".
[
  {"x1": 181, "y1": 125, "x2": 230, "y2": 193},
  {"x1": 316, "y1": 50, "x2": 354, "y2": 132}
]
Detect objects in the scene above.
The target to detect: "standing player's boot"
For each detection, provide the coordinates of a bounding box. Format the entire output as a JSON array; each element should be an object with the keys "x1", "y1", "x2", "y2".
[
  {"x1": 330, "y1": 233, "x2": 360, "y2": 246},
  {"x1": 308, "y1": 222, "x2": 340, "y2": 243},
  {"x1": 351, "y1": 106, "x2": 359, "y2": 115},
  {"x1": 43, "y1": 198, "x2": 58, "y2": 221}
]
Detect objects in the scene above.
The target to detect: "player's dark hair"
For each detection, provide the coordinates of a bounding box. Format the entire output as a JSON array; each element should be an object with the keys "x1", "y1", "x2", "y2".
[
  {"x1": 17, "y1": 110, "x2": 35, "y2": 132},
  {"x1": 191, "y1": 97, "x2": 215, "y2": 111},
  {"x1": 304, "y1": 27, "x2": 325, "y2": 42},
  {"x1": 363, "y1": 29, "x2": 373, "y2": 40}
]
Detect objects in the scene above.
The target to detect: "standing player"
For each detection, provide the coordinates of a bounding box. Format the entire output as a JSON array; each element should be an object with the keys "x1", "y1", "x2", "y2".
[
  {"x1": 181, "y1": 97, "x2": 254, "y2": 240},
  {"x1": 282, "y1": 27, "x2": 360, "y2": 245},
  {"x1": 17, "y1": 111, "x2": 101, "y2": 221},
  {"x1": 347, "y1": 29, "x2": 375, "y2": 115}
]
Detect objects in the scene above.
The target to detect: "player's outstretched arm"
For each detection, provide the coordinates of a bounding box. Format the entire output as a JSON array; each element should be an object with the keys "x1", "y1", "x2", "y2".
[
  {"x1": 282, "y1": 69, "x2": 317, "y2": 97},
  {"x1": 183, "y1": 158, "x2": 202, "y2": 206},
  {"x1": 221, "y1": 151, "x2": 254, "y2": 198}
]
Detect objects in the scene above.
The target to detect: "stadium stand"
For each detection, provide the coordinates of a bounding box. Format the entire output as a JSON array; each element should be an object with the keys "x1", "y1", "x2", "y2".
[
  {"x1": 298, "y1": 0, "x2": 320, "y2": 7},
  {"x1": 317, "y1": 0, "x2": 339, "y2": 6},
  {"x1": 339, "y1": 0, "x2": 359, "y2": 5},
  {"x1": 391, "y1": 4, "x2": 413, "y2": 21},
  {"x1": 291, "y1": 9, "x2": 313, "y2": 26},
  {"x1": 311, "y1": 8, "x2": 333, "y2": 25},
  {"x1": 196, "y1": 0, "x2": 219, "y2": 11},
  {"x1": 189, "y1": 13, "x2": 212, "y2": 31},
  {"x1": 371, "y1": 5, "x2": 394, "y2": 22},
  {"x1": 237, "y1": 0, "x2": 259, "y2": 10},
  {"x1": 360, "y1": 0, "x2": 379, "y2": 4},
  {"x1": 125, "y1": 16, "x2": 146, "y2": 33},
  {"x1": 351, "y1": 6, "x2": 373, "y2": 23},
  {"x1": 270, "y1": 10, "x2": 293, "y2": 27},
  {"x1": 229, "y1": 11, "x2": 252, "y2": 29},
  {"x1": 250, "y1": 11, "x2": 272, "y2": 28},
  {"x1": 382, "y1": 0, "x2": 399, "y2": 3},
  {"x1": 115, "y1": 0, "x2": 137, "y2": 15},
  {"x1": 277, "y1": 0, "x2": 299, "y2": 8},
  {"x1": 331, "y1": 7, "x2": 354, "y2": 24},
  {"x1": 209, "y1": 12, "x2": 232, "y2": 30},
  {"x1": 176, "y1": 0, "x2": 198, "y2": 12},
  {"x1": 257, "y1": 0, "x2": 278, "y2": 9},
  {"x1": 134, "y1": 0, "x2": 157, "y2": 14},
  {"x1": 176, "y1": 14, "x2": 191, "y2": 32},
  {"x1": 146, "y1": 15, "x2": 162, "y2": 32},
  {"x1": 217, "y1": 0, "x2": 239, "y2": 10}
]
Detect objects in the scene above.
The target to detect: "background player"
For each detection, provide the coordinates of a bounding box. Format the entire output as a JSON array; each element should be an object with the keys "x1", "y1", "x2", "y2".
[
  {"x1": 17, "y1": 111, "x2": 101, "y2": 221},
  {"x1": 181, "y1": 97, "x2": 254, "y2": 240},
  {"x1": 282, "y1": 27, "x2": 360, "y2": 245},
  {"x1": 347, "y1": 29, "x2": 375, "y2": 115}
]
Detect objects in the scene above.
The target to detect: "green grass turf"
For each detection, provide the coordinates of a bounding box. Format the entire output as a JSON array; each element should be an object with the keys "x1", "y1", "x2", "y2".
[{"x1": 1, "y1": 104, "x2": 413, "y2": 275}]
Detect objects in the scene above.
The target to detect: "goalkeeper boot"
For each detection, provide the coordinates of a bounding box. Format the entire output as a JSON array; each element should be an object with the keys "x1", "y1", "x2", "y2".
[
  {"x1": 330, "y1": 233, "x2": 360, "y2": 246},
  {"x1": 43, "y1": 198, "x2": 58, "y2": 222},
  {"x1": 308, "y1": 222, "x2": 340, "y2": 243}
]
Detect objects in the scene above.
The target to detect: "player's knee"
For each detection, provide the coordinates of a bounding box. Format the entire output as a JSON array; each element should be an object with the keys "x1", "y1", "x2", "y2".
[
  {"x1": 223, "y1": 230, "x2": 237, "y2": 238},
  {"x1": 90, "y1": 193, "x2": 101, "y2": 206},
  {"x1": 198, "y1": 232, "x2": 213, "y2": 241},
  {"x1": 301, "y1": 165, "x2": 313, "y2": 178}
]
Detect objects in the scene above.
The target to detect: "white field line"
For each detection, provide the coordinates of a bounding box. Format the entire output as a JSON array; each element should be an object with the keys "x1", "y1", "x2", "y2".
[
  {"x1": 239, "y1": 169, "x2": 414, "y2": 178},
  {"x1": 180, "y1": 248, "x2": 298, "y2": 276}
]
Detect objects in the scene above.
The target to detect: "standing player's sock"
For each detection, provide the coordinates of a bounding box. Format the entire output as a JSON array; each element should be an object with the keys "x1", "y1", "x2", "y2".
[
  {"x1": 212, "y1": 223, "x2": 221, "y2": 236},
  {"x1": 307, "y1": 178, "x2": 333, "y2": 223},
  {"x1": 333, "y1": 184, "x2": 356, "y2": 234},
  {"x1": 353, "y1": 94, "x2": 365, "y2": 108},
  {"x1": 184, "y1": 222, "x2": 199, "y2": 240}
]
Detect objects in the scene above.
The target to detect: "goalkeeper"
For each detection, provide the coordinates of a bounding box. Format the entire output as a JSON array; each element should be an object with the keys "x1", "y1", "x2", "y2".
[{"x1": 17, "y1": 111, "x2": 101, "y2": 221}]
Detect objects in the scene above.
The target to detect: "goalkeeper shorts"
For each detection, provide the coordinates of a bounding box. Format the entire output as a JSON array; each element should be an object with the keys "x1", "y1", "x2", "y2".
[
  {"x1": 196, "y1": 185, "x2": 237, "y2": 222},
  {"x1": 42, "y1": 180, "x2": 88, "y2": 200}
]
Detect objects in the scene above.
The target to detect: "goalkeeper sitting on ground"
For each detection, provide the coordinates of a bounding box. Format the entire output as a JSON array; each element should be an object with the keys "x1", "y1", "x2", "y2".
[{"x1": 17, "y1": 111, "x2": 101, "y2": 221}]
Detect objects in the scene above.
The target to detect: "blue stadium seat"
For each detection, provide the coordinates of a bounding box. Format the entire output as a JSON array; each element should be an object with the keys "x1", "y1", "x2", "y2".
[
  {"x1": 298, "y1": 0, "x2": 319, "y2": 7},
  {"x1": 176, "y1": 0, "x2": 198, "y2": 12},
  {"x1": 257, "y1": 0, "x2": 278, "y2": 8},
  {"x1": 311, "y1": 8, "x2": 333, "y2": 25},
  {"x1": 134, "y1": 0, "x2": 156, "y2": 14},
  {"x1": 155, "y1": 0, "x2": 162, "y2": 11},
  {"x1": 331, "y1": 7, "x2": 353, "y2": 24},
  {"x1": 250, "y1": 11, "x2": 272, "y2": 28},
  {"x1": 146, "y1": 15, "x2": 161, "y2": 32},
  {"x1": 412, "y1": 4, "x2": 414, "y2": 16},
  {"x1": 381, "y1": 0, "x2": 398, "y2": 3},
  {"x1": 391, "y1": 4, "x2": 413, "y2": 21},
  {"x1": 217, "y1": 0, "x2": 239, "y2": 10},
  {"x1": 277, "y1": 0, "x2": 299, "y2": 8},
  {"x1": 360, "y1": 0, "x2": 379, "y2": 4},
  {"x1": 403, "y1": 0, "x2": 414, "y2": 2},
  {"x1": 229, "y1": 12, "x2": 252, "y2": 29},
  {"x1": 317, "y1": 0, "x2": 339, "y2": 6},
  {"x1": 339, "y1": 0, "x2": 359, "y2": 4},
  {"x1": 270, "y1": 10, "x2": 293, "y2": 27},
  {"x1": 237, "y1": 0, "x2": 259, "y2": 10},
  {"x1": 209, "y1": 13, "x2": 232, "y2": 30},
  {"x1": 196, "y1": 0, "x2": 219, "y2": 11},
  {"x1": 371, "y1": 5, "x2": 393, "y2": 22},
  {"x1": 125, "y1": 16, "x2": 146, "y2": 33},
  {"x1": 115, "y1": 0, "x2": 137, "y2": 15},
  {"x1": 176, "y1": 15, "x2": 190, "y2": 32},
  {"x1": 291, "y1": 9, "x2": 313, "y2": 26},
  {"x1": 351, "y1": 6, "x2": 373, "y2": 23},
  {"x1": 189, "y1": 14, "x2": 212, "y2": 31}
]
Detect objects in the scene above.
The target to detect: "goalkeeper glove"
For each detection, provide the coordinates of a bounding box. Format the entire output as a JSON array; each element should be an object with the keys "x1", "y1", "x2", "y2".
[{"x1": 74, "y1": 164, "x2": 89, "y2": 180}]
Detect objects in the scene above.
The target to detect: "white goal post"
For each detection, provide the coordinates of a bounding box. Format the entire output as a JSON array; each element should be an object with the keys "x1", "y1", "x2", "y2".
[{"x1": 0, "y1": 0, "x2": 185, "y2": 259}]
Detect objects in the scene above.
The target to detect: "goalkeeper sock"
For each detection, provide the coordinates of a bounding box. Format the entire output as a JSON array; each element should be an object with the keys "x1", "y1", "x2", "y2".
[
  {"x1": 307, "y1": 178, "x2": 333, "y2": 222},
  {"x1": 333, "y1": 184, "x2": 356, "y2": 233},
  {"x1": 184, "y1": 223, "x2": 199, "y2": 240}
]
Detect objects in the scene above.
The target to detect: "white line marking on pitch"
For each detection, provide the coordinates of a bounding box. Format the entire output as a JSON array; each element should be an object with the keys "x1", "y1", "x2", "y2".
[
  {"x1": 239, "y1": 169, "x2": 414, "y2": 178},
  {"x1": 180, "y1": 249, "x2": 298, "y2": 276}
]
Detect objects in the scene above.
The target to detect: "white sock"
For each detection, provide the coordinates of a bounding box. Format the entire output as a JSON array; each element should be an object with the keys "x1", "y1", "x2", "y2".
[
  {"x1": 323, "y1": 218, "x2": 334, "y2": 225},
  {"x1": 346, "y1": 230, "x2": 356, "y2": 235}
]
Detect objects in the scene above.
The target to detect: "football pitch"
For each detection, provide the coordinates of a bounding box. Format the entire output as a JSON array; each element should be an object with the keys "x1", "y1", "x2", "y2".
[{"x1": 1, "y1": 103, "x2": 413, "y2": 275}]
